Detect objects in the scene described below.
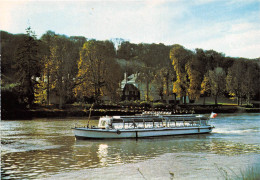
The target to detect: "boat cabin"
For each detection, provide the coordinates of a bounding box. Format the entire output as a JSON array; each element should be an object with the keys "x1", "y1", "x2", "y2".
[
  {"x1": 98, "y1": 116, "x2": 112, "y2": 129},
  {"x1": 97, "y1": 114, "x2": 210, "y2": 130}
]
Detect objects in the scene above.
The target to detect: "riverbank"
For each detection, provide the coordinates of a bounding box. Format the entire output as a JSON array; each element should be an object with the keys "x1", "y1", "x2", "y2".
[
  {"x1": 41, "y1": 152, "x2": 259, "y2": 180},
  {"x1": 2, "y1": 104, "x2": 259, "y2": 120}
]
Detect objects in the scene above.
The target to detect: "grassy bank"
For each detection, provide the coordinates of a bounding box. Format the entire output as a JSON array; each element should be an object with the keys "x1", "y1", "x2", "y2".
[
  {"x1": 2, "y1": 97, "x2": 259, "y2": 120},
  {"x1": 217, "y1": 164, "x2": 260, "y2": 180},
  {"x1": 2, "y1": 102, "x2": 259, "y2": 120}
]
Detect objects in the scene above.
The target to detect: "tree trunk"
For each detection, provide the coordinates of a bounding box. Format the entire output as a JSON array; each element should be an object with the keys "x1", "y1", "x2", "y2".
[
  {"x1": 166, "y1": 77, "x2": 169, "y2": 104},
  {"x1": 47, "y1": 73, "x2": 50, "y2": 105},
  {"x1": 179, "y1": 96, "x2": 183, "y2": 104},
  {"x1": 59, "y1": 85, "x2": 63, "y2": 109},
  {"x1": 58, "y1": 77, "x2": 63, "y2": 109},
  {"x1": 203, "y1": 95, "x2": 206, "y2": 105},
  {"x1": 146, "y1": 80, "x2": 149, "y2": 101},
  {"x1": 174, "y1": 94, "x2": 177, "y2": 106},
  {"x1": 166, "y1": 96, "x2": 169, "y2": 104},
  {"x1": 27, "y1": 76, "x2": 34, "y2": 109},
  {"x1": 59, "y1": 95, "x2": 63, "y2": 109},
  {"x1": 247, "y1": 93, "x2": 250, "y2": 105},
  {"x1": 215, "y1": 94, "x2": 218, "y2": 105}
]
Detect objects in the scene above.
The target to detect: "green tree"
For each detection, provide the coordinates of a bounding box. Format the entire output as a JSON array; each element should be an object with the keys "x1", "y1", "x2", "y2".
[
  {"x1": 135, "y1": 43, "x2": 164, "y2": 101},
  {"x1": 204, "y1": 50, "x2": 225, "y2": 70},
  {"x1": 241, "y1": 61, "x2": 260, "y2": 105},
  {"x1": 1, "y1": 31, "x2": 26, "y2": 77},
  {"x1": 117, "y1": 41, "x2": 138, "y2": 61},
  {"x1": 14, "y1": 27, "x2": 40, "y2": 108},
  {"x1": 116, "y1": 41, "x2": 139, "y2": 76}
]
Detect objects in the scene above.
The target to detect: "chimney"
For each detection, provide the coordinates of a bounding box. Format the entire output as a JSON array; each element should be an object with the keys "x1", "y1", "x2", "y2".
[{"x1": 124, "y1": 72, "x2": 127, "y2": 83}]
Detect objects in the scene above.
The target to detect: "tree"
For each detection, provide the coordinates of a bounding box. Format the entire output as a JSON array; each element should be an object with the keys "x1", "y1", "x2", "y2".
[
  {"x1": 51, "y1": 35, "x2": 78, "y2": 108},
  {"x1": 102, "y1": 60, "x2": 123, "y2": 101},
  {"x1": 226, "y1": 61, "x2": 245, "y2": 105},
  {"x1": 204, "y1": 50, "x2": 225, "y2": 70},
  {"x1": 241, "y1": 61, "x2": 260, "y2": 105},
  {"x1": 34, "y1": 32, "x2": 84, "y2": 107},
  {"x1": 74, "y1": 40, "x2": 121, "y2": 102},
  {"x1": 153, "y1": 65, "x2": 175, "y2": 103},
  {"x1": 185, "y1": 57, "x2": 201, "y2": 101},
  {"x1": 208, "y1": 67, "x2": 226, "y2": 105},
  {"x1": 137, "y1": 66, "x2": 154, "y2": 101},
  {"x1": 170, "y1": 45, "x2": 191, "y2": 104},
  {"x1": 34, "y1": 55, "x2": 50, "y2": 104},
  {"x1": 34, "y1": 31, "x2": 55, "y2": 105},
  {"x1": 226, "y1": 60, "x2": 260, "y2": 105},
  {"x1": 201, "y1": 73, "x2": 211, "y2": 105},
  {"x1": 135, "y1": 43, "x2": 163, "y2": 101},
  {"x1": 1, "y1": 31, "x2": 26, "y2": 77},
  {"x1": 116, "y1": 41, "x2": 139, "y2": 76},
  {"x1": 186, "y1": 49, "x2": 209, "y2": 102},
  {"x1": 14, "y1": 26, "x2": 40, "y2": 108},
  {"x1": 117, "y1": 41, "x2": 138, "y2": 61}
]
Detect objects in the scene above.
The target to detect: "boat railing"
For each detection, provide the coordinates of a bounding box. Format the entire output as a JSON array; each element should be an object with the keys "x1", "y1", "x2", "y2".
[{"x1": 110, "y1": 115, "x2": 209, "y2": 130}]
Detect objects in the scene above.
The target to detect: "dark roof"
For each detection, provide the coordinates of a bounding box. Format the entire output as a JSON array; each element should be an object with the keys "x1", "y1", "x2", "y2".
[{"x1": 123, "y1": 83, "x2": 139, "y2": 91}]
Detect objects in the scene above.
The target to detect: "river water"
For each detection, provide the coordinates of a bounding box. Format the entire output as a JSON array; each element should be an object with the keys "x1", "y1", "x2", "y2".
[{"x1": 1, "y1": 113, "x2": 260, "y2": 179}]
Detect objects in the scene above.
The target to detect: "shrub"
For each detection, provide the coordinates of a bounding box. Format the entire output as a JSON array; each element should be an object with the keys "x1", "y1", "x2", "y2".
[
  {"x1": 153, "y1": 102, "x2": 166, "y2": 109},
  {"x1": 140, "y1": 101, "x2": 151, "y2": 108}
]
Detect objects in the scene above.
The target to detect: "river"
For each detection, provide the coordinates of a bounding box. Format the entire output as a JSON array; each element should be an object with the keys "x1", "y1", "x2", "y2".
[{"x1": 1, "y1": 113, "x2": 260, "y2": 179}]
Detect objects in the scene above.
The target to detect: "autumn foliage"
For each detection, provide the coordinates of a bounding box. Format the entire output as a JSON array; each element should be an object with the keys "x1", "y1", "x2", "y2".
[{"x1": 1, "y1": 29, "x2": 260, "y2": 110}]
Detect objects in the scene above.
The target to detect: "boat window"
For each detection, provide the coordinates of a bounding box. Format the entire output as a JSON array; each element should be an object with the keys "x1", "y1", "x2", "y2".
[{"x1": 101, "y1": 121, "x2": 107, "y2": 126}]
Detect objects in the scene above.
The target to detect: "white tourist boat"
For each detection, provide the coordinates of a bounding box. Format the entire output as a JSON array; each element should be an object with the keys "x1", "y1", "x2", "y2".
[{"x1": 73, "y1": 112, "x2": 217, "y2": 139}]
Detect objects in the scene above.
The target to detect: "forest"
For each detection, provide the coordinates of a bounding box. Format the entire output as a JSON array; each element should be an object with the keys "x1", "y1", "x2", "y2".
[{"x1": 1, "y1": 28, "x2": 260, "y2": 114}]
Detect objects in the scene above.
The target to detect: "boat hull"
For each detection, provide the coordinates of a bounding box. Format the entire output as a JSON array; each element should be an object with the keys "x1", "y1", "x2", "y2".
[{"x1": 73, "y1": 126, "x2": 213, "y2": 139}]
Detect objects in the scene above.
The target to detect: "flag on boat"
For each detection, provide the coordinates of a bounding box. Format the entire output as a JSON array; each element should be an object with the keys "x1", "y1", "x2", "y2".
[{"x1": 210, "y1": 112, "x2": 217, "y2": 118}]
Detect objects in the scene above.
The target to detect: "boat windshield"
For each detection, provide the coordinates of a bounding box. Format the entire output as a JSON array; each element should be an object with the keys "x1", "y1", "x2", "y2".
[{"x1": 98, "y1": 117, "x2": 112, "y2": 129}]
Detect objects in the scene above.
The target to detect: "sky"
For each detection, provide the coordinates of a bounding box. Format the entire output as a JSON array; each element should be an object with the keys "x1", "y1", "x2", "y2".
[{"x1": 1, "y1": 0, "x2": 260, "y2": 58}]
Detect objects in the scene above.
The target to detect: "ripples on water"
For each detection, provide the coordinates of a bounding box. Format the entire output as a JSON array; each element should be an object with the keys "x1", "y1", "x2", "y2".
[{"x1": 1, "y1": 113, "x2": 260, "y2": 179}]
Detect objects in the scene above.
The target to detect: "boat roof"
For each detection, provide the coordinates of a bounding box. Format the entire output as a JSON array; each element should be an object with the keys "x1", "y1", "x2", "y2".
[{"x1": 110, "y1": 114, "x2": 208, "y2": 123}]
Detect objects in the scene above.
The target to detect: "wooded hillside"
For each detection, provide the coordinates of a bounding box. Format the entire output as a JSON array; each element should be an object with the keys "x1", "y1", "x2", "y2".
[{"x1": 1, "y1": 29, "x2": 260, "y2": 112}]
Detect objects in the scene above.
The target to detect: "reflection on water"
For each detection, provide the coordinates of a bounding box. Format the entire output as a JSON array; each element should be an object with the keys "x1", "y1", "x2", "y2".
[
  {"x1": 1, "y1": 114, "x2": 260, "y2": 179},
  {"x1": 98, "y1": 144, "x2": 109, "y2": 166}
]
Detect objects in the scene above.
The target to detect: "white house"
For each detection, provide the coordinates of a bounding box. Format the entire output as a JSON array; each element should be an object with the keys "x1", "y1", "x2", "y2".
[{"x1": 120, "y1": 73, "x2": 189, "y2": 103}]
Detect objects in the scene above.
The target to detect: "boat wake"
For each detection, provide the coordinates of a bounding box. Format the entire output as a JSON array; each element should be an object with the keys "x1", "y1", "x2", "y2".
[{"x1": 214, "y1": 128, "x2": 259, "y2": 134}]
